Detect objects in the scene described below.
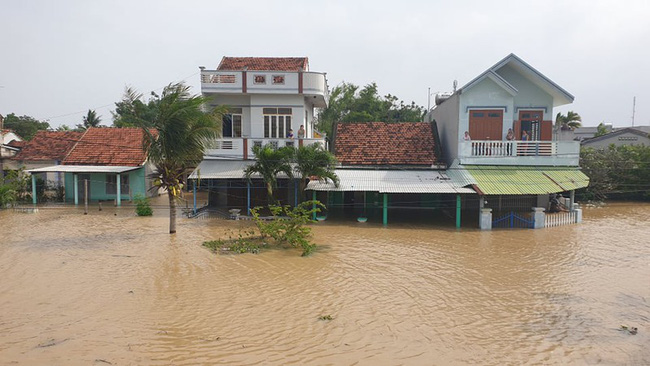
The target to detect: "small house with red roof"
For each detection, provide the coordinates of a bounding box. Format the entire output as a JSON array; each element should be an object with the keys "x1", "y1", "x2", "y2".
[
  {"x1": 306, "y1": 121, "x2": 474, "y2": 226},
  {"x1": 28, "y1": 127, "x2": 156, "y2": 205},
  {"x1": 13, "y1": 130, "x2": 82, "y2": 186},
  {"x1": 1, "y1": 124, "x2": 24, "y2": 172}
]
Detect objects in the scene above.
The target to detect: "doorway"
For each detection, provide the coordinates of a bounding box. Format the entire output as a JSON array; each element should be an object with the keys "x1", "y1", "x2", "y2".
[{"x1": 469, "y1": 110, "x2": 503, "y2": 140}]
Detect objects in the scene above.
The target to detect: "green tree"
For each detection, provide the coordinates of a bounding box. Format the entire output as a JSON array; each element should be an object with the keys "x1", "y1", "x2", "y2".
[
  {"x1": 3, "y1": 113, "x2": 50, "y2": 140},
  {"x1": 112, "y1": 88, "x2": 161, "y2": 127},
  {"x1": 556, "y1": 111, "x2": 582, "y2": 130},
  {"x1": 244, "y1": 144, "x2": 294, "y2": 203},
  {"x1": 315, "y1": 82, "x2": 425, "y2": 136},
  {"x1": 134, "y1": 82, "x2": 223, "y2": 234},
  {"x1": 77, "y1": 109, "x2": 102, "y2": 130},
  {"x1": 293, "y1": 144, "x2": 338, "y2": 200},
  {"x1": 56, "y1": 124, "x2": 72, "y2": 131},
  {"x1": 594, "y1": 122, "x2": 609, "y2": 137}
]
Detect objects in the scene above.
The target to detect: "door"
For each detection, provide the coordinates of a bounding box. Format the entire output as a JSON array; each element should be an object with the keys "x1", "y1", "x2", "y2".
[
  {"x1": 518, "y1": 110, "x2": 543, "y2": 141},
  {"x1": 469, "y1": 110, "x2": 503, "y2": 140}
]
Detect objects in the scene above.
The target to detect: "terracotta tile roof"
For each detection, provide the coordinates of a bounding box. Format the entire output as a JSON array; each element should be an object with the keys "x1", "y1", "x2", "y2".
[
  {"x1": 6, "y1": 139, "x2": 25, "y2": 148},
  {"x1": 334, "y1": 122, "x2": 438, "y2": 166},
  {"x1": 63, "y1": 128, "x2": 151, "y2": 166},
  {"x1": 13, "y1": 131, "x2": 82, "y2": 161},
  {"x1": 217, "y1": 57, "x2": 309, "y2": 71}
]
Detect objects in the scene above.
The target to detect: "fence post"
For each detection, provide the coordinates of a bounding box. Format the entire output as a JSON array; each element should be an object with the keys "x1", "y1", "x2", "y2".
[
  {"x1": 84, "y1": 179, "x2": 88, "y2": 215},
  {"x1": 532, "y1": 207, "x2": 545, "y2": 229},
  {"x1": 480, "y1": 208, "x2": 492, "y2": 230}
]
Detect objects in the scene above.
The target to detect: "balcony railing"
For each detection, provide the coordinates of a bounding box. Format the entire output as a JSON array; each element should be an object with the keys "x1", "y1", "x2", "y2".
[
  {"x1": 205, "y1": 137, "x2": 326, "y2": 160},
  {"x1": 200, "y1": 70, "x2": 329, "y2": 106},
  {"x1": 460, "y1": 140, "x2": 580, "y2": 166}
]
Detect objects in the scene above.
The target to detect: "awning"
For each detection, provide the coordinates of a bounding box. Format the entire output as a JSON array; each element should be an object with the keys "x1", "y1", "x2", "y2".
[
  {"x1": 28, "y1": 165, "x2": 142, "y2": 174},
  {"x1": 463, "y1": 165, "x2": 589, "y2": 195},
  {"x1": 189, "y1": 159, "x2": 252, "y2": 179},
  {"x1": 307, "y1": 169, "x2": 475, "y2": 194}
]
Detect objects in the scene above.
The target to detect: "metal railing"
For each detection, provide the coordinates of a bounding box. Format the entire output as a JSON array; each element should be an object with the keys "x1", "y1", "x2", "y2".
[
  {"x1": 468, "y1": 140, "x2": 556, "y2": 157},
  {"x1": 545, "y1": 211, "x2": 577, "y2": 227}
]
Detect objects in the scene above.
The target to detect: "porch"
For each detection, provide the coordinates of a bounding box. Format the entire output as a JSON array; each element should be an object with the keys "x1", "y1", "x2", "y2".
[{"x1": 459, "y1": 140, "x2": 580, "y2": 166}]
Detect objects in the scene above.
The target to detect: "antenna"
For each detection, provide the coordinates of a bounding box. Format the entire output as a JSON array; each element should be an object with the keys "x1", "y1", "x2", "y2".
[
  {"x1": 453, "y1": 80, "x2": 458, "y2": 92},
  {"x1": 631, "y1": 96, "x2": 636, "y2": 127}
]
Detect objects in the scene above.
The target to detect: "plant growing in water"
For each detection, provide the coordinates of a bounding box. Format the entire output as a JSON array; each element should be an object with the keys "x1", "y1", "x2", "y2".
[
  {"x1": 134, "y1": 194, "x2": 153, "y2": 216},
  {"x1": 250, "y1": 200, "x2": 325, "y2": 256}
]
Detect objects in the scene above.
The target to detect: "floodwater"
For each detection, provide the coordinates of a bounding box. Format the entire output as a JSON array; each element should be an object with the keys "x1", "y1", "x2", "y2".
[{"x1": 0, "y1": 202, "x2": 649, "y2": 365}]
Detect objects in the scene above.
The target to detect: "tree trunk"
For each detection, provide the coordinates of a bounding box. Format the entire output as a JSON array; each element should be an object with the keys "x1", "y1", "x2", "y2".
[
  {"x1": 266, "y1": 183, "x2": 274, "y2": 205},
  {"x1": 299, "y1": 178, "x2": 307, "y2": 203},
  {"x1": 168, "y1": 190, "x2": 176, "y2": 234}
]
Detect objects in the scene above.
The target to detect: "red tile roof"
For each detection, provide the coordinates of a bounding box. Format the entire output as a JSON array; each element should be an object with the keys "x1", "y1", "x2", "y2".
[
  {"x1": 6, "y1": 139, "x2": 25, "y2": 148},
  {"x1": 334, "y1": 122, "x2": 438, "y2": 166},
  {"x1": 63, "y1": 128, "x2": 150, "y2": 166},
  {"x1": 13, "y1": 131, "x2": 82, "y2": 161},
  {"x1": 217, "y1": 57, "x2": 309, "y2": 71}
]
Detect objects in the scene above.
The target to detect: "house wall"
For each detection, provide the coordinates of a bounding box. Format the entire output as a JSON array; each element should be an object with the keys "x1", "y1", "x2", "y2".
[
  {"x1": 21, "y1": 160, "x2": 65, "y2": 186},
  {"x1": 582, "y1": 131, "x2": 650, "y2": 149},
  {"x1": 64, "y1": 168, "x2": 147, "y2": 202},
  {"x1": 430, "y1": 93, "x2": 460, "y2": 164},
  {"x1": 460, "y1": 78, "x2": 515, "y2": 142},
  {"x1": 495, "y1": 64, "x2": 554, "y2": 120}
]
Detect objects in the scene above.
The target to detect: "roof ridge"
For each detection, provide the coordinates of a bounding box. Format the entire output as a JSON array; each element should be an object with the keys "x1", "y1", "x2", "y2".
[{"x1": 62, "y1": 127, "x2": 90, "y2": 163}]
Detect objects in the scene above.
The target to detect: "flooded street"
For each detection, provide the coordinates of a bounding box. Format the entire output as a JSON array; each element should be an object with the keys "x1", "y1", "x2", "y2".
[{"x1": 1, "y1": 202, "x2": 649, "y2": 365}]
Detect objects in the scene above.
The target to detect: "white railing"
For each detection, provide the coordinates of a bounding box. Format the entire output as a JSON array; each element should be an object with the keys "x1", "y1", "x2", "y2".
[
  {"x1": 544, "y1": 211, "x2": 577, "y2": 228},
  {"x1": 247, "y1": 138, "x2": 325, "y2": 158},
  {"x1": 205, "y1": 138, "x2": 244, "y2": 158},
  {"x1": 468, "y1": 141, "x2": 556, "y2": 157},
  {"x1": 460, "y1": 140, "x2": 580, "y2": 166}
]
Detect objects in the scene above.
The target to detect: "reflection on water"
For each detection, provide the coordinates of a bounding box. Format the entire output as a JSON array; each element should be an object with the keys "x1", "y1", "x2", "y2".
[{"x1": 0, "y1": 202, "x2": 648, "y2": 365}]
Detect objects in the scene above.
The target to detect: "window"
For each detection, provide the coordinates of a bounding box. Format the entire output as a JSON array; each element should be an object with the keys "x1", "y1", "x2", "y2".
[
  {"x1": 254, "y1": 75, "x2": 266, "y2": 84},
  {"x1": 472, "y1": 112, "x2": 484, "y2": 117},
  {"x1": 273, "y1": 75, "x2": 285, "y2": 84},
  {"x1": 106, "y1": 174, "x2": 129, "y2": 195},
  {"x1": 222, "y1": 109, "x2": 243, "y2": 138},
  {"x1": 263, "y1": 108, "x2": 293, "y2": 138}
]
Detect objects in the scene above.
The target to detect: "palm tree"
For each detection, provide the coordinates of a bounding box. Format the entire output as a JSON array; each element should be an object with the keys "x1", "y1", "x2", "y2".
[
  {"x1": 139, "y1": 82, "x2": 223, "y2": 234},
  {"x1": 293, "y1": 144, "x2": 338, "y2": 200},
  {"x1": 244, "y1": 144, "x2": 294, "y2": 204},
  {"x1": 556, "y1": 111, "x2": 582, "y2": 130},
  {"x1": 83, "y1": 109, "x2": 102, "y2": 128}
]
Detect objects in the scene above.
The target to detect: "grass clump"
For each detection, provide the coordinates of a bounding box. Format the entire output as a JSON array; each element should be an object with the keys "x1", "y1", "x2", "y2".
[{"x1": 134, "y1": 194, "x2": 153, "y2": 216}]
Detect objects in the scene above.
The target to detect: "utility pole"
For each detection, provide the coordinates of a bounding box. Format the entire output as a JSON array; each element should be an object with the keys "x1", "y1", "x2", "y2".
[
  {"x1": 632, "y1": 96, "x2": 636, "y2": 127},
  {"x1": 427, "y1": 87, "x2": 431, "y2": 112}
]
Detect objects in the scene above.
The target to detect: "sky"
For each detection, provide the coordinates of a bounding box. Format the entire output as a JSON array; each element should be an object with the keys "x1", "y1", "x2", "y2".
[{"x1": 1, "y1": 0, "x2": 649, "y2": 129}]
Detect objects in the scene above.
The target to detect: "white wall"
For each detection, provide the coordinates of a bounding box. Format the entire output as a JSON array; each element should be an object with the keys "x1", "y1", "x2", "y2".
[
  {"x1": 495, "y1": 65, "x2": 554, "y2": 120},
  {"x1": 459, "y1": 78, "x2": 515, "y2": 143},
  {"x1": 430, "y1": 93, "x2": 460, "y2": 164}
]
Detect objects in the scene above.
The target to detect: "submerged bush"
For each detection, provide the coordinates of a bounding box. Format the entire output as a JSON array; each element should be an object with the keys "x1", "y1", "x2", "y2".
[{"x1": 134, "y1": 194, "x2": 153, "y2": 216}]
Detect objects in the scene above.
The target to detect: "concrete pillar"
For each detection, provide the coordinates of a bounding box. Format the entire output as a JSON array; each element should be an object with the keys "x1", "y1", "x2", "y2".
[
  {"x1": 480, "y1": 208, "x2": 492, "y2": 230},
  {"x1": 116, "y1": 173, "x2": 121, "y2": 207},
  {"x1": 573, "y1": 203, "x2": 582, "y2": 223},
  {"x1": 312, "y1": 190, "x2": 317, "y2": 220},
  {"x1": 456, "y1": 194, "x2": 461, "y2": 228},
  {"x1": 569, "y1": 190, "x2": 575, "y2": 208},
  {"x1": 31, "y1": 174, "x2": 37, "y2": 205},
  {"x1": 532, "y1": 207, "x2": 545, "y2": 229},
  {"x1": 247, "y1": 181, "x2": 251, "y2": 215},
  {"x1": 383, "y1": 193, "x2": 388, "y2": 226},
  {"x1": 74, "y1": 174, "x2": 79, "y2": 206}
]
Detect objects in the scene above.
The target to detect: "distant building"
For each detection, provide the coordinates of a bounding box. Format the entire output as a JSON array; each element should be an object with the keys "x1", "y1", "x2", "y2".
[{"x1": 581, "y1": 127, "x2": 650, "y2": 148}]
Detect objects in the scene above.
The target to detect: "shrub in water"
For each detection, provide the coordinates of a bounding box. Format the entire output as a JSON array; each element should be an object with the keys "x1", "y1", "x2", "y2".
[{"x1": 134, "y1": 194, "x2": 153, "y2": 216}]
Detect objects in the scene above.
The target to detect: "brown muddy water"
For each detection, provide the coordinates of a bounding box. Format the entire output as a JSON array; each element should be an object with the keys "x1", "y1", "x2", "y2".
[{"x1": 0, "y1": 202, "x2": 649, "y2": 365}]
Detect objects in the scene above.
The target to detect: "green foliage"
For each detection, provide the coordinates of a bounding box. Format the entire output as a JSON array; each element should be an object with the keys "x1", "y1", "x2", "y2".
[
  {"x1": 112, "y1": 88, "x2": 161, "y2": 127},
  {"x1": 315, "y1": 82, "x2": 425, "y2": 136},
  {"x1": 250, "y1": 200, "x2": 325, "y2": 256},
  {"x1": 0, "y1": 184, "x2": 17, "y2": 208},
  {"x1": 76, "y1": 109, "x2": 102, "y2": 130},
  {"x1": 122, "y1": 82, "x2": 225, "y2": 233},
  {"x1": 3, "y1": 113, "x2": 50, "y2": 140},
  {"x1": 134, "y1": 194, "x2": 153, "y2": 216},
  {"x1": 579, "y1": 144, "x2": 650, "y2": 201},
  {"x1": 203, "y1": 228, "x2": 263, "y2": 254},
  {"x1": 555, "y1": 111, "x2": 582, "y2": 130},
  {"x1": 293, "y1": 144, "x2": 339, "y2": 199},
  {"x1": 245, "y1": 144, "x2": 294, "y2": 203},
  {"x1": 594, "y1": 122, "x2": 609, "y2": 137}
]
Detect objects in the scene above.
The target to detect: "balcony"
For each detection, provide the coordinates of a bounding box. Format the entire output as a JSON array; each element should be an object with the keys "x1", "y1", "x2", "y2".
[
  {"x1": 200, "y1": 70, "x2": 329, "y2": 107},
  {"x1": 204, "y1": 137, "x2": 327, "y2": 160},
  {"x1": 459, "y1": 140, "x2": 580, "y2": 166}
]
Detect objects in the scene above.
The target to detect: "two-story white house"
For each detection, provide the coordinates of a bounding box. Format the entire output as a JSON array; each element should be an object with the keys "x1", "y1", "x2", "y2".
[
  {"x1": 426, "y1": 54, "x2": 589, "y2": 229},
  {"x1": 190, "y1": 57, "x2": 329, "y2": 211}
]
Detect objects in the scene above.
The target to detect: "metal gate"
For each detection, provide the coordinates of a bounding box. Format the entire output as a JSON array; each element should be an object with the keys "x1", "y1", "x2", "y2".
[{"x1": 492, "y1": 211, "x2": 534, "y2": 229}]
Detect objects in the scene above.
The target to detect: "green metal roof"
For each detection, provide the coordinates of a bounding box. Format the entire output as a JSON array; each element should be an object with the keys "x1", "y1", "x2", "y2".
[{"x1": 463, "y1": 166, "x2": 589, "y2": 195}]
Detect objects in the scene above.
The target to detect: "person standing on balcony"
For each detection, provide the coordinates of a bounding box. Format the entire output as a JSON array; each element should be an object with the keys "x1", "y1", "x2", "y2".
[
  {"x1": 287, "y1": 129, "x2": 294, "y2": 139},
  {"x1": 297, "y1": 125, "x2": 306, "y2": 139},
  {"x1": 463, "y1": 131, "x2": 471, "y2": 141},
  {"x1": 521, "y1": 130, "x2": 530, "y2": 141},
  {"x1": 506, "y1": 128, "x2": 514, "y2": 141}
]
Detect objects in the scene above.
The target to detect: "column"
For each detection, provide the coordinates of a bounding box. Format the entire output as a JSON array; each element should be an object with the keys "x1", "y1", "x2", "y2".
[
  {"x1": 74, "y1": 174, "x2": 79, "y2": 206},
  {"x1": 116, "y1": 173, "x2": 121, "y2": 207},
  {"x1": 383, "y1": 193, "x2": 388, "y2": 226},
  {"x1": 247, "y1": 181, "x2": 251, "y2": 215},
  {"x1": 31, "y1": 174, "x2": 37, "y2": 205},
  {"x1": 480, "y1": 208, "x2": 492, "y2": 230},
  {"x1": 456, "y1": 194, "x2": 461, "y2": 228},
  {"x1": 193, "y1": 180, "x2": 197, "y2": 214},
  {"x1": 312, "y1": 190, "x2": 317, "y2": 220},
  {"x1": 569, "y1": 190, "x2": 575, "y2": 209},
  {"x1": 532, "y1": 207, "x2": 545, "y2": 229}
]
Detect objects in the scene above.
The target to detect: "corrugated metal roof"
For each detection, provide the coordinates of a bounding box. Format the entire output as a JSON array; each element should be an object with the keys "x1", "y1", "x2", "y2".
[
  {"x1": 307, "y1": 169, "x2": 475, "y2": 194},
  {"x1": 28, "y1": 165, "x2": 141, "y2": 174},
  {"x1": 464, "y1": 165, "x2": 589, "y2": 195}
]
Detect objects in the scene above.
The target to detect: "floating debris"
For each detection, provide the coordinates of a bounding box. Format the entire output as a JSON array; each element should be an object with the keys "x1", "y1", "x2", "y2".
[
  {"x1": 619, "y1": 325, "x2": 638, "y2": 335},
  {"x1": 318, "y1": 315, "x2": 333, "y2": 321}
]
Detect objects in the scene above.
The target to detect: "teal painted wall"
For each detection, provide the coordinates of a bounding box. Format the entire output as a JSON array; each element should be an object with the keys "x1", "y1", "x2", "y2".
[{"x1": 64, "y1": 168, "x2": 146, "y2": 202}]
